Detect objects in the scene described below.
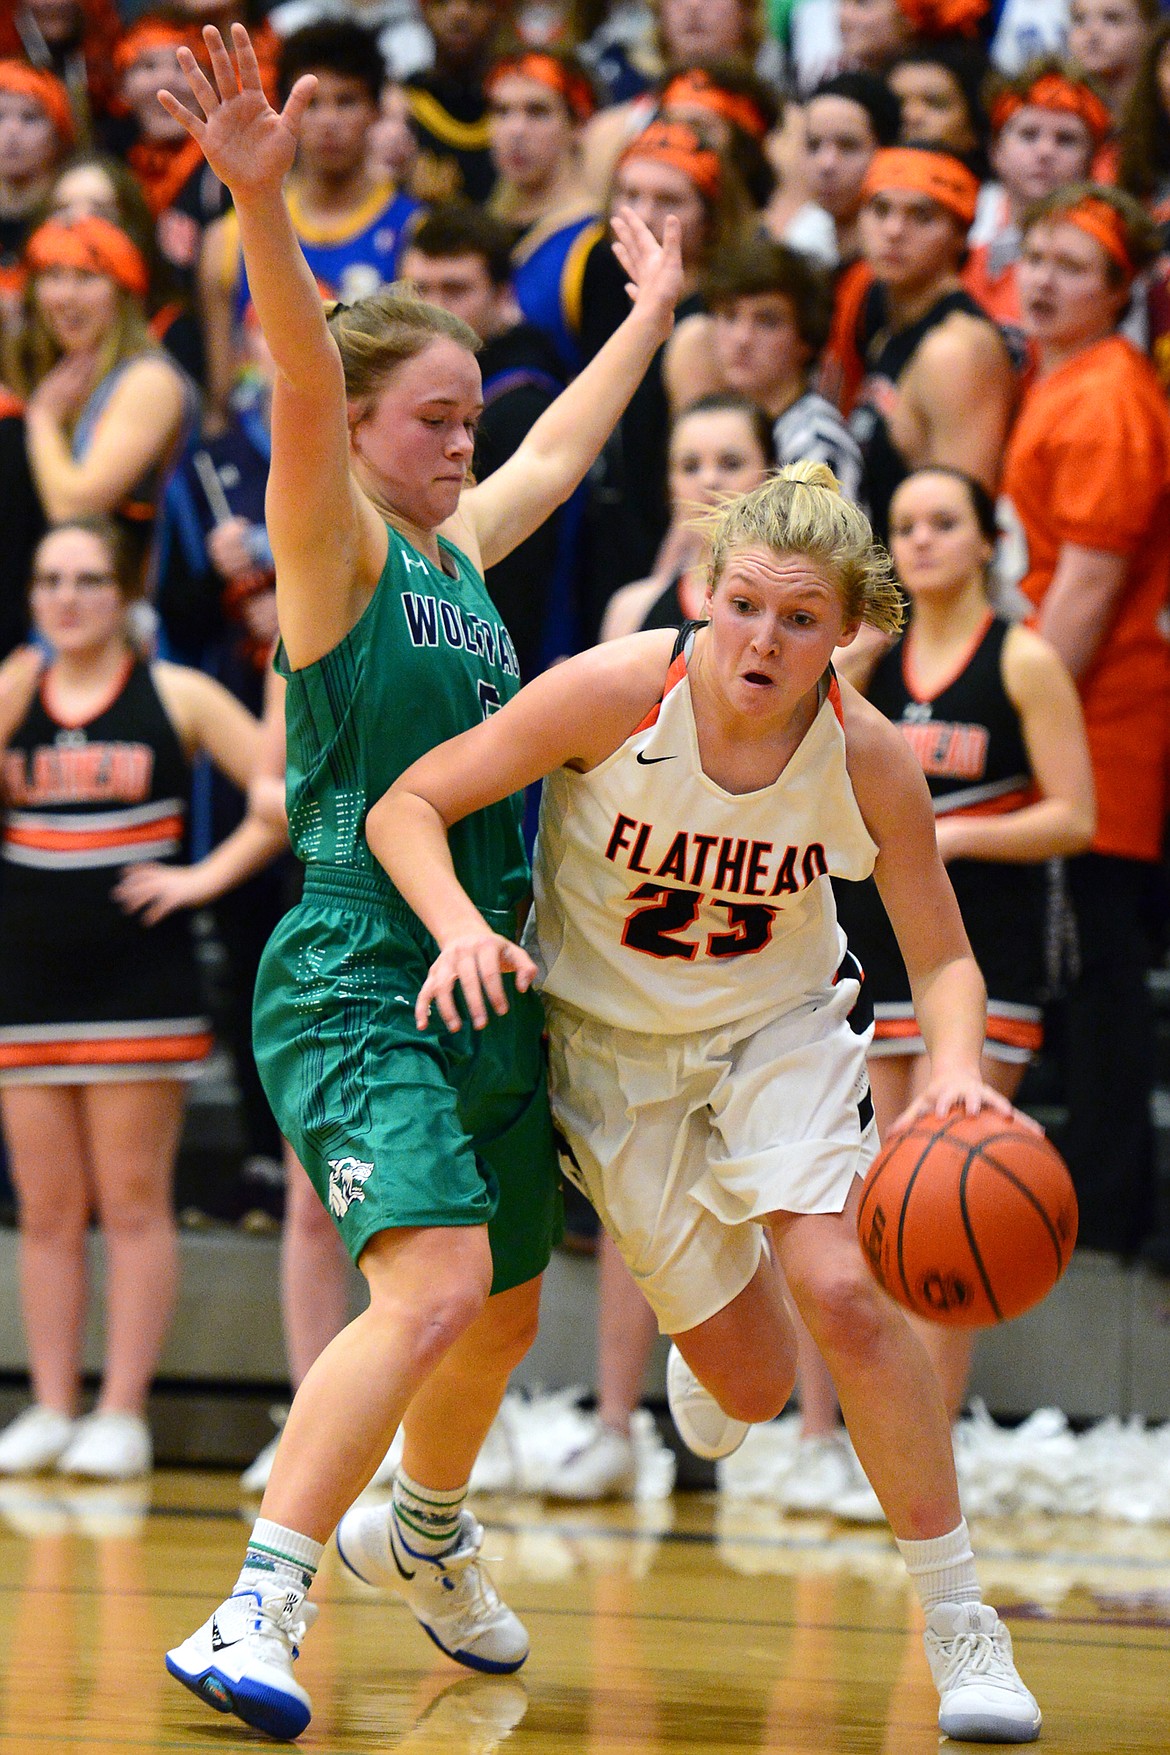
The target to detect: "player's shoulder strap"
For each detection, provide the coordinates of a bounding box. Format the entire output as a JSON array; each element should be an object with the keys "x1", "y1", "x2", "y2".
[{"x1": 671, "y1": 619, "x2": 708, "y2": 665}]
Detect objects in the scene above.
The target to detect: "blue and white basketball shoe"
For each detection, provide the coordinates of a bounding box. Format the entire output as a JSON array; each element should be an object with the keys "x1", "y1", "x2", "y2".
[
  {"x1": 165, "y1": 1582, "x2": 317, "y2": 1739},
  {"x1": 336, "y1": 1503, "x2": 529, "y2": 1673}
]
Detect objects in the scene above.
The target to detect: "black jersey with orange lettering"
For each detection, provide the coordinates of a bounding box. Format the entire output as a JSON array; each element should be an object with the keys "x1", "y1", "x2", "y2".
[
  {"x1": 849, "y1": 286, "x2": 991, "y2": 548},
  {"x1": 0, "y1": 658, "x2": 212, "y2": 1080},
  {"x1": 834, "y1": 615, "x2": 1046, "y2": 1061}
]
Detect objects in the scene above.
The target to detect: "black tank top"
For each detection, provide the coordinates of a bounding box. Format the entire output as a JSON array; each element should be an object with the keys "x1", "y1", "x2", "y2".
[
  {"x1": 868, "y1": 615, "x2": 1031, "y2": 817},
  {"x1": 849, "y1": 286, "x2": 989, "y2": 548},
  {"x1": 639, "y1": 570, "x2": 687, "y2": 632},
  {"x1": 1, "y1": 657, "x2": 191, "y2": 929},
  {"x1": 834, "y1": 613, "x2": 1045, "y2": 1007}
]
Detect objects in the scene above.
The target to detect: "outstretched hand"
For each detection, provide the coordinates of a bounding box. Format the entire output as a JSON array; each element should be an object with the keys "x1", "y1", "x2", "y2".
[
  {"x1": 416, "y1": 928, "x2": 538, "y2": 1034},
  {"x1": 610, "y1": 207, "x2": 684, "y2": 340},
  {"x1": 157, "y1": 23, "x2": 317, "y2": 197}
]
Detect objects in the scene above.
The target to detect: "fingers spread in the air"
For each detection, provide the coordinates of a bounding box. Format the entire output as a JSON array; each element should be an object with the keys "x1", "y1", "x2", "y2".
[
  {"x1": 282, "y1": 74, "x2": 319, "y2": 133},
  {"x1": 202, "y1": 25, "x2": 240, "y2": 101},
  {"x1": 174, "y1": 45, "x2": 218, "y2": 115},
  {"x1": 156, "y1": 88, "x2": 203, "y2": 138},
  {"x1": 232, "y1": 21, "x2": 264, "y2": 90}
]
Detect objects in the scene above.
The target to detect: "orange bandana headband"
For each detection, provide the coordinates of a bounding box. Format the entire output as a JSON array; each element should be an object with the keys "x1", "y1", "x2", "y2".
[
  {"x1": 896, "y1": 0, "x2": 989, "y2": 35},
  {"x1": 0, "y1": 60, "x2": 75, "y2": 147},
  {"x1": 862, "y1": 147, "x2": 979, "y2": 226},
  {"x1": 617, "y1": 119, "x2": 722, "y2": 203},
  {"x1": 990, "y1": 73, "x2": 1112, "y2": 147},
  {"x1": 486, "y1": 52, "x2": 595, "y2": 123},
  {"x1": 1058, "y1": 197, "x2": 1135, "y2": 280},
  {"x1": 114, "y1": 19, "x2": 191, "y2": 75},
  {"x1": 26, "y1": 215, "x2": 149, "y2": 299},
  {"x1": 660, "y1": 69, "x2": 769, "y2": 143}
]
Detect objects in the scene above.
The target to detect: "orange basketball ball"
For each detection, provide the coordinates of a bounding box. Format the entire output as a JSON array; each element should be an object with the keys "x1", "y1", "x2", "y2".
[{"x1": 856, "y1": 1109, "x2": 1078, "y2": 1328}]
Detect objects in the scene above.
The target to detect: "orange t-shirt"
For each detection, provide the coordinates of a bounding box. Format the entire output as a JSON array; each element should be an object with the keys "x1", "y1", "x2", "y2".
[{"x1": 1000, "y1": 334, "x2": 1170, "y2": 861}]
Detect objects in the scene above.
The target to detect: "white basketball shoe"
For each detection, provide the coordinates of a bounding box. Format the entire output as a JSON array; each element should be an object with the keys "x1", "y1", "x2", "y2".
[
  {"x1": 924, "y1": 1601, "x2": 1042, "y2": 1743},
  {"x1": 336, "y1": 1503, "x2": 529, "y2": 1673},
  {"x1": 165, "y1": 1583, "x2": 318, "y2": 1739},
  {"x1": 666, "y1": 1345, "x2": 750, "y2": 1461}
]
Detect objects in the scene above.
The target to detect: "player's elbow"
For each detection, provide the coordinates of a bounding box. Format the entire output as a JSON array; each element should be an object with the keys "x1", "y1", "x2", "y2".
[{"x1": 1058, "y1": 795, "x2": 1097, "y2": 856}]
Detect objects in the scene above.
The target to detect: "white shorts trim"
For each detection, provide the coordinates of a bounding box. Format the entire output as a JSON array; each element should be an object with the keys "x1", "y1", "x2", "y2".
[{"x1": 546, "y1": 980, "x2": 877, "y2": 1335}]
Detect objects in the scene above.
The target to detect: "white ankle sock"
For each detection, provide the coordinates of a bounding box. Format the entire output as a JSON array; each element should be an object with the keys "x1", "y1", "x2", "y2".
[
  {"x1": 235, "y1": 1517, "x2": 323, "y2": 1599},
  {"x1": 391, "y1": 1469, "x2": 467, "y2": 1557},
  {"x1": 896, "y1": 1518, "x2": 980, "y2": 1612}
]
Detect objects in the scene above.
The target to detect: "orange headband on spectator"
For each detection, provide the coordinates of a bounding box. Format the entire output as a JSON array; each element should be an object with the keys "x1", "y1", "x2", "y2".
[
  {"x1": 896, "y1": 0, "x2": 989, "y2": 35},
  {"x1": 113, "y1": 18, "x2": 190, "y2": 74},
  {"x1": 1057, "y1": 197, "x2": 1135, "y2": 279},
  {"x1": 862, "y1": 147, "x2": 979, "y2": 225},
  {"x1": 990, "y1": 73, "x2": 1112, "y2": 146},
  {"x1": 0, "y1": 60, "x2": 75, "y2": 147},
  {"x1": 26, "y1": 215, "x2": 149, "y2": 299},
  {"x1": 486, "y1": 53, "x2": 595, "y2": 123},
  {"x1": 660, "y1": 69, "x2": 769, "y2": 142},
  {"x1": 617, "y1": 119, "x2": 722, "y2": 202}
]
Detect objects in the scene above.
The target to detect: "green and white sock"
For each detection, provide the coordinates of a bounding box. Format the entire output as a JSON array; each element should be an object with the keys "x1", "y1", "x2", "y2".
[
  {"x1": 896, "y1": 1518, "x2": 981, "y2": 1612},
  {"x1": 235, "y1": 1517, "x2": 323, "y2": 1600},
  {"x1": 391, "y1": 1469, "x2": 467, "y2": 1558}
]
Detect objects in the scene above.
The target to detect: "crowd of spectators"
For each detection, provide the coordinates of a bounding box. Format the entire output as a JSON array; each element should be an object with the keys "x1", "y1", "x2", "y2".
[{"x1": 1, "y1": 0, "x2": 1170, "y2": 1484}]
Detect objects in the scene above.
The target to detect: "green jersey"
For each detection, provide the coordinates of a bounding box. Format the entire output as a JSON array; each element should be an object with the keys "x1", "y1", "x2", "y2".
[{"x1": 278, "y1": 524, "x2": 529, "y2": 915}]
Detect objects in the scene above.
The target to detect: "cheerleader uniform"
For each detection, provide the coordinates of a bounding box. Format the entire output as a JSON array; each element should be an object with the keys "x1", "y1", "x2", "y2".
[
  {"x1": 0, "y1": 657, "x2": 213, "y2": 1082},
  {"x1": 834, "y1": 613, "x2": 1045, "y2": 1064}
]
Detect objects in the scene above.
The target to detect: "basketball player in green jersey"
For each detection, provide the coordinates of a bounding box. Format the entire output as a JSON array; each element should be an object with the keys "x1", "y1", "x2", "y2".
[{"x1": 159, "y1": 25, "x2": 684, "y2": 1740}]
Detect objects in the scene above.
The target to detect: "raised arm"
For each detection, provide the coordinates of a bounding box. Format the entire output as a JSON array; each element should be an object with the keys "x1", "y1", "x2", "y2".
[
  {"x1": 933, "y1": 626, "x2": 1096, "y2": 867},
  {"x1": 160, "y1": 25, "x2": 386, "y2": 667},
  {"x1": 452, "y1": 211, "x2": 683, "y2": 572}
]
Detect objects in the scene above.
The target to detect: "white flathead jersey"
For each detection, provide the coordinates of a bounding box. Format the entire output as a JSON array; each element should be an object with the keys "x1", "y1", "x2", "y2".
[{"x1": 528, "y1": 635, "x2": 879, "y2": 1034}]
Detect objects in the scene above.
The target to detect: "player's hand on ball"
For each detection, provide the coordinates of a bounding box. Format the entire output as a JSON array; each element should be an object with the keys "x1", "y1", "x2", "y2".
[
  {"x1": 417, "y1": 931, "x2": 537, "y2": 1033},
  {"x1": 894, "y1": 1072, "x2": 1042, "y2": 1135}
]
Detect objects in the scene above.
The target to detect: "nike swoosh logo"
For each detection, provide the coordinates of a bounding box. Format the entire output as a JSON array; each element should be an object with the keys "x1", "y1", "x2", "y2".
[
  {"x1": 635, "y1": 751, "x2": 676, "y2": 765},
  {"x1": 390, "y1": 1534, "x2": 416, "y2": 1581},
  {"x1": 211, "y1": 1621, "x2": 242, "y2": 1652}
]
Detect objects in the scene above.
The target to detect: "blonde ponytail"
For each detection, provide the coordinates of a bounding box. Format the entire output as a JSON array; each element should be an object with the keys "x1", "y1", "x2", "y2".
[{"x1": 703, "y1": 462, "x2": 905, "y2": 635}]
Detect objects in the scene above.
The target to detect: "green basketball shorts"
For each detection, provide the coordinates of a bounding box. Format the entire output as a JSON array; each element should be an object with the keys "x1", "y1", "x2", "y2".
[{"x1": 253, "y1": 867, "x2": 562, "y2": 1291}]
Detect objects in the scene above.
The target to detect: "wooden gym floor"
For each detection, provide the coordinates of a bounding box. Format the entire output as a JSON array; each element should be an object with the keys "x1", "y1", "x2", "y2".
[{"x1": 0, "y1": 1470, "x2": 1167, "y2": 1752}]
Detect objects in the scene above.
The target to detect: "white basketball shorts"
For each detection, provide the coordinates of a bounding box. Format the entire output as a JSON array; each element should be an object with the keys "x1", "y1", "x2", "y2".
[{"x1": 544, "y1": 967, "x2": 878, "y2": 1335}]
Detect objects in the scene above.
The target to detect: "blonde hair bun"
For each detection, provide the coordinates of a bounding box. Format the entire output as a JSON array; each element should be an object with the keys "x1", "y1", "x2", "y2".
[
  {"x1": 776, "y1": 460, "x2": 844, "y2": 494},
  {"x1": 703, "y1": 462, "x2": 905, "y2": 636}
]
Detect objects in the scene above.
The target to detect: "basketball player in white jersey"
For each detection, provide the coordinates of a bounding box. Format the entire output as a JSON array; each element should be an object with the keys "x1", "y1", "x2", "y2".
[{"x1": 366, "y1": 463, "x2": 1042, "y2": 1745}]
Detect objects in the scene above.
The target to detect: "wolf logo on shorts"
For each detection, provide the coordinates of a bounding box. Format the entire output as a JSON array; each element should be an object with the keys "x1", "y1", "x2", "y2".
[{"x1": 327, "y1": 1155, "x2": 374, "y2": 1219}]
